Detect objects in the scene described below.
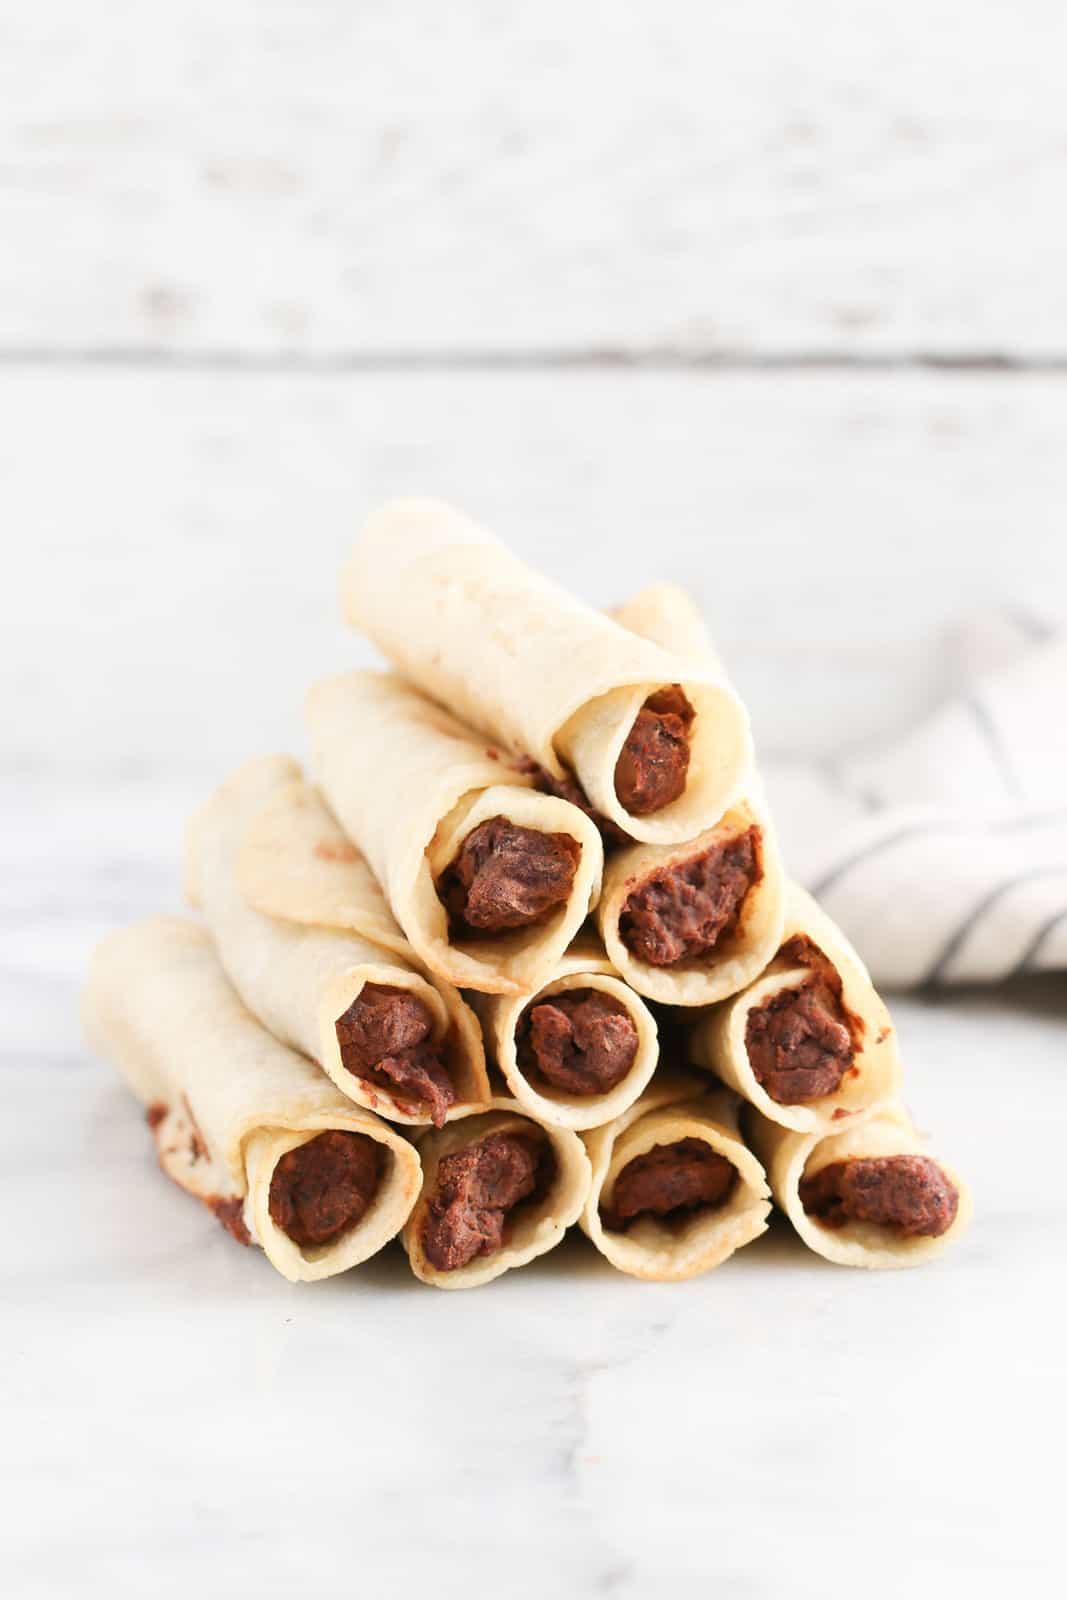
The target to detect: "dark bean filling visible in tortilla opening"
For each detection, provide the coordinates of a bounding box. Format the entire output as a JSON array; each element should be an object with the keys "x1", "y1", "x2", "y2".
[
  {"x1": 601, "y1": 1137, "x2": 737, "y2": 1231},
  {"x1": 619, "y1": 826, "x2": 762, "y2": 967},
  {"x1": 516, "y1": 987, "x2": 639, "y2": 1096},
  {"x1": 268, "y1": 1130, "x2": 383, "y2": 1248},
  {"x1": 335, "y1": 982, "x2": 455, "y2": 1128},
  {"x1": 614, "y1": 685, "x2": 696, "y2": 816},
  {"x1": 799, "y1": 1155, "x2": 959, "y2": 1238},
  {"x1": 421, "y1": 1130, "x2": 554, "y2": 1271},
  {"x1": 746, "y1": 937, "x2": 857, "y2": 1104},
  {"x1": 437, "y1": 816, "x2": 580, "y2": 936}
]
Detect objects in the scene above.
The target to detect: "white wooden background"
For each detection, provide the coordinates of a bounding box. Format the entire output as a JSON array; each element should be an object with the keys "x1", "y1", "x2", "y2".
[
  {"x1": 4, "y1": 0, "x2": 1066, "y2": 794},
  {"x1": 3, "y1": 2, "x2": 1067, "y2": 358}
]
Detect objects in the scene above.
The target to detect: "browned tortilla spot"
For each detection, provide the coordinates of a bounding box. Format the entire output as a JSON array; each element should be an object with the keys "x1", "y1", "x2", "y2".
[
  {"x1": 313, "y1": 839, "x2": 361, "y2": 863},
  {"x1": 209, "y1": 1195, "x2": 252, "y2": 1246}
]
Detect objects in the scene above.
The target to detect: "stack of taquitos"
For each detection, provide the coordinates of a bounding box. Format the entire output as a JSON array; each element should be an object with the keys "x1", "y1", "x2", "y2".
[
  {"x1": 614, "y1": 577, "x2": 970, "y2": 1269},
  {"x1": 84, "y1": 498, "x2": 971, "y2": 1288}
]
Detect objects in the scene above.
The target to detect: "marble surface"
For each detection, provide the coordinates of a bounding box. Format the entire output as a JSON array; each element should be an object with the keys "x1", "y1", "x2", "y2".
[{"x1": 4, "y1": 786, "x2": 1065, "y2": 1596}]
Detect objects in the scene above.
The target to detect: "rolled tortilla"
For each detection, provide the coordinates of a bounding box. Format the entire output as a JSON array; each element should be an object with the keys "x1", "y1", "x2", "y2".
[
  {"x1": 340, "y1": 499, "x2": 753, "y2": 845},
  {"x1": 689, "y1": 882, "x2": 901, "y2": 1132},
  {"x1": 401, "y1": 1097, "x2": 592, "y2": 1289},
  {"x1": 598, "y1": 579, "x2": 786, "y2": 1002},
  {"x1": 477, "y1": 933, "x2": 659, "y2": 1131},
  {"x1": 187, "y1": 755, "x2": 490, "y2": 1127},
  {"x1": 749, "y1": 1104, "x2": 972, "y2": 1269},
  {"x1": 596, "y1": 793, "x2": 786, "y2": 1006},
  {"x1": 83, "y1": 916, "x2": 422, "y2": 1282},
  {"x1": 306, "y1": 671, "x2": 604, "y2": 996},
  {"x1": 581, "y1": 1075, "x2": 771, "y2": 1281},
  {"x1": 233, "y1": 765, "x2": 413, "y2": 959}
]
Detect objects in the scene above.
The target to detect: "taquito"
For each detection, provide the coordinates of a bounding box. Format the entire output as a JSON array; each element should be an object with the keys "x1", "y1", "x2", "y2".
[
  {"x1": 690, "y1": 882, "x2": 901, "y2": 1131},
  {"x1": 595, "y1": 794, "x2": 786, "y2": 1005},
  {"x1": 306, "y1": 671, "x2": 603, "y2": 996},
  {"x1": 187, "y1": 755, "x2": 490, "y2": 1127},
  {"x1": 83, "y1": 917, "x2": 422, "y2": 1282},
  {"x1": 340, "y1": 498, "x2": 752, "y2": 845},
  {"x1": 401, "y1": 1097, "x2": 591, "y2": 1289},
  {"x1": 477, "y1": 933, "x2": 659, "y2": 1131},
  {"x1": 749, "y1": 1104, "x2": 972, "y2": 1268},
  {"x1": 597, "y1": 579, "x2": 786, "y2": 1002},
  {"x1": 581, "y1": 1075, "x2": 771, "y2": 1281}
]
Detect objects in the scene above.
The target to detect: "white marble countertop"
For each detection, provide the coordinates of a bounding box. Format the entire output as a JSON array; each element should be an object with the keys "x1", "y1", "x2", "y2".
[{"x1": 4, "y1": 793, "x2": 1065, "y2": 1597}]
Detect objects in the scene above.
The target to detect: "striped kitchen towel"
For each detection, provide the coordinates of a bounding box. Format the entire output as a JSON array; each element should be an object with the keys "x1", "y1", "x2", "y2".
[{"x1": 763, "y1": 614, "x2": 1067, "y2": 989}]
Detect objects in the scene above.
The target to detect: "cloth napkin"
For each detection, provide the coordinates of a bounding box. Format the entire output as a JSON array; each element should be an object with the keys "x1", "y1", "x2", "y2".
[{"x1": 762, "y1": 614, "x2": 1067, "y2": 990}]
